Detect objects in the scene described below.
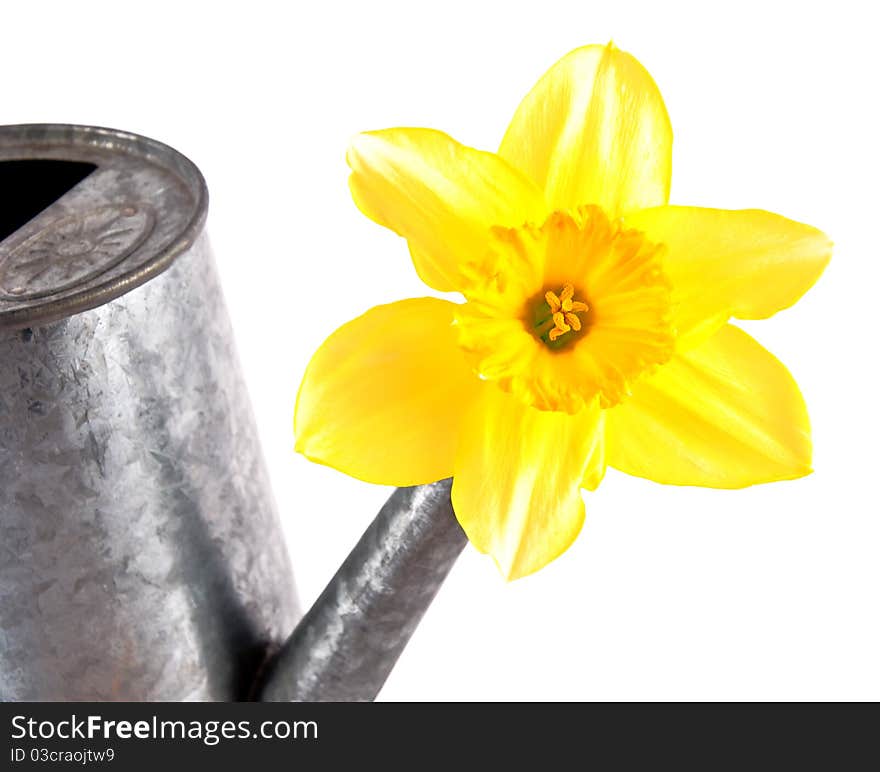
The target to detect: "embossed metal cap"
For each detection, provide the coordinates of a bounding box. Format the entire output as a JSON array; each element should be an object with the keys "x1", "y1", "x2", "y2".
[{"x1": 0, "y1": 124, "x2": 208, "y2": 331}]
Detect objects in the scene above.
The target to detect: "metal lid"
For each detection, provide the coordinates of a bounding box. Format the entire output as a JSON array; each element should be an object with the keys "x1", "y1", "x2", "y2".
[{"x1": 0, "y1": 124, "x2": 208, "y2": 331}]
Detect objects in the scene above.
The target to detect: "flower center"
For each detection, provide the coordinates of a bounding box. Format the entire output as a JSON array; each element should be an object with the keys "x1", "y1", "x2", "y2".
[
  {"x1": 455, "y1": 205, "x2": 674, "y2": 413},
  {"x1": 532, "y1": 283, "x2": 589, "y2": 348}
]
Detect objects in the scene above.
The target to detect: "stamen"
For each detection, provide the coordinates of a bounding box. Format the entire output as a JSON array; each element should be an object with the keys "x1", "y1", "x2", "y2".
[{"x1": 533, "y1": 283, "x2": 590, "y2": 348}]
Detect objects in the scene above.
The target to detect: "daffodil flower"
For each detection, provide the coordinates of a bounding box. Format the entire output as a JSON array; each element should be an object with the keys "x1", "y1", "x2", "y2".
[{"x1": 295, "y1": 44, "x2": 831, "y2": 580}]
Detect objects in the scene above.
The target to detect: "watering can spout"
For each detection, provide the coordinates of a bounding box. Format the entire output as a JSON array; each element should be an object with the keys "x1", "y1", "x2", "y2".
[{"x1": 256, "y1": 479, "x2": 466, "y2": 702}]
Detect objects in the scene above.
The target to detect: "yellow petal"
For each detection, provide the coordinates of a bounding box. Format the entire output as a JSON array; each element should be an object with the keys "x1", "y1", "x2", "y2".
[
  {"x1": 498, "y1": 43, "x2": 672, "y2": 217},
  {"x1": 452, "y1": 387, "x2": 602, "y2": 580},
  {"x1": 605, "y1": 324, "x2": 812, "y2": 488},
  {"x1": 348, "y1": 128, "x2": 547, "y2": 292},
  {"x1": 582, "y1": 412, "x2": 607, "y2": 491},
  {"x1": 626, "y1": 206, "x2": 832, "y2": 349},
  {"x1": 295, "y1": 298, "x2": 481, "y2": 486}
]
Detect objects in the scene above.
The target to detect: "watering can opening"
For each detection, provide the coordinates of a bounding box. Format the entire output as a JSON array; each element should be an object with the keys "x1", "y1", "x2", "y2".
[
  {"x1": 0, "y1": 159, "x2": 96, "y2": 243},
  {"x1": 0, "y1": 125, "x2": 208, "y2": 331}
]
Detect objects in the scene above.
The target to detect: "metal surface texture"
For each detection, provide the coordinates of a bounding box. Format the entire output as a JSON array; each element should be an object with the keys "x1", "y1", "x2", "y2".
[
  {"x1": 258, "y1": 479, "x2": 467, "y2": 702},
  {"x1": 0, "y1": 125, "x2": 299, "y2": 700}
]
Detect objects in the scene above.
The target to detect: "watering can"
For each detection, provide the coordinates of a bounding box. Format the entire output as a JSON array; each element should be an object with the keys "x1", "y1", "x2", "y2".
[{"x1": 0, "y1": 124, "x2": 465, "y2": 701}]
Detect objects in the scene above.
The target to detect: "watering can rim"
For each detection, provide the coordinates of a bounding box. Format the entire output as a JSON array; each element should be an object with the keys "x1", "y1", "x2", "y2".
[{"x1": 0, "y1": 123, "x2": 208, "y2": 331}]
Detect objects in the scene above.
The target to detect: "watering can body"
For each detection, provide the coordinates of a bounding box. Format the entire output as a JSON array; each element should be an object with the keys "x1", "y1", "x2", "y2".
[{"x1": 0, "y1": 125, "x2": 300, "y2": 700}]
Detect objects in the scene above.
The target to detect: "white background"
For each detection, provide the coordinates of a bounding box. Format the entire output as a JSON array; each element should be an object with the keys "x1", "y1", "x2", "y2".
[{"x1": 3, "y1": 0, "x2": 878, "y2": 700}]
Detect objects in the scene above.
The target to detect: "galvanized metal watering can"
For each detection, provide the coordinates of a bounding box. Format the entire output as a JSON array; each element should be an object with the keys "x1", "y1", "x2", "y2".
[{"x1": 0, "y1": 125, "x2": 465, "y2": 701}]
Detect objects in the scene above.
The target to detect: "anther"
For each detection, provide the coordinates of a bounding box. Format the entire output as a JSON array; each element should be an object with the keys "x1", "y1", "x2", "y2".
[{"x1": 534, "y1": 283, "x2": 590, "y2": 347}]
